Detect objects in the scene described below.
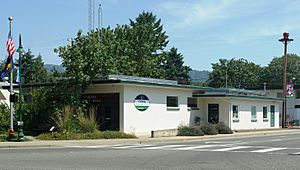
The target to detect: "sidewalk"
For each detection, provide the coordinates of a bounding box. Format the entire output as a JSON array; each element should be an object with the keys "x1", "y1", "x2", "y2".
[{"x1": 0, "y1": 129, "x2": 299, "y2": 149}]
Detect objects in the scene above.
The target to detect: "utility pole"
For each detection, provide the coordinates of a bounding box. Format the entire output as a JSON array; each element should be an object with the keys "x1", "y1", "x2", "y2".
[{"x1": 279, "y1": 32, "x2": 293, "y2": 128}]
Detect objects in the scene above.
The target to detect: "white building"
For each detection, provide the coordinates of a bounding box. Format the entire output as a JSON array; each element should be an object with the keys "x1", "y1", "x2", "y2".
[
  {"x1": 253, "y1": 87, "x2": 300, "y2": 126},
  {"x1": 82, "y1": 75, "x2": 281, "y2": 135}
]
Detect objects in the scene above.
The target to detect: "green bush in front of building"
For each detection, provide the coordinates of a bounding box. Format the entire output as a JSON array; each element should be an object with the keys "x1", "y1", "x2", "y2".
[
  {"x1": 215, "y1": 122, "x2": 233, "y2": 134},
  {"x1": 177, "y1": 125, "x2": 204, "y2": 136},
  {"x1": 199, "y1": 123, "x2": 218, "y2": 135},
  {"x1": 36, "y1": 131, "x2": 136, "y2": 140},
  {"x1": 0, "y1": 103, "x2": 10, "y2": 133}
]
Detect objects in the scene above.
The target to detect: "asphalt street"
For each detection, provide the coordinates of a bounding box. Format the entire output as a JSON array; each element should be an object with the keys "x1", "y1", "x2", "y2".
[{"x1": 0, "y1": 132, "x2": 300, "y2": 170}]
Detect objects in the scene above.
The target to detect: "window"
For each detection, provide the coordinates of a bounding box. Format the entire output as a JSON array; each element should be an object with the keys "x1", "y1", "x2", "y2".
[
  {"x1": 251, "y1": 106, "x2": 257, "y2": 122},
  {"x1": 232, "y1": 105, "x2": 239, "y2": 121},
  {"x1": 263, "y1": 106, "x2": 268, "y2": 121},
  {"x1": 167, "y1": 96, "x2": 178, "y2": 108},
  {"x1": 296, "y1": 90, "x2": 300, "y2": 99},
  {"x1": 187, "y1": 97, "x2": 197, "y2": 108}
]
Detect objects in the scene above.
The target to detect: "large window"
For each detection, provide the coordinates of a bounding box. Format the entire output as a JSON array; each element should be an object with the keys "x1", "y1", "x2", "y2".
[
  {"x1": 251, "y1": 106, "x2": 257, "y2": 122},
  {"x1": 263, "y1": 106, "x2": 268, "y2": 121},
  {"x1": 167, "y1": 96, "x2": 178, "y2": 108},
  {"x1": 232, "y1": 105, "x2": 239, "y2": 121}
]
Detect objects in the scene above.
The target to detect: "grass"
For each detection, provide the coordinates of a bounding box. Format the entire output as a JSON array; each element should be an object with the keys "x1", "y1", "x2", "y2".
[
  {"x1": 36, "y1": 130, "x2": 137, "y2": 140},
  {"x1": 0, "y1": 133, "x2": 32, "y2": 142}
]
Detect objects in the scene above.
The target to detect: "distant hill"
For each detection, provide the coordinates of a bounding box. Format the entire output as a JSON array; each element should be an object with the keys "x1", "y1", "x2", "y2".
[
  {"x1": 44, "y1": 64, "x2": 64, "y2": 73},
  {"x1": 189, "y1": 70, "x2": 210, "y2": 83}
]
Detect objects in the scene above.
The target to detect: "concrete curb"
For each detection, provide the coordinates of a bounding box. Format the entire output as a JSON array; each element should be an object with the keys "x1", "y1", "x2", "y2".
[{"x1": 1, "y1": 129, "x2": 299, "y2": 149}]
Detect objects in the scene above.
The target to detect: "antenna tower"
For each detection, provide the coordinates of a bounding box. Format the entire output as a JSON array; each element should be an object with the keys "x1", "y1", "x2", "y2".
[{"x1": 88, "y1": 0, "x2": 95, "y2": 31}]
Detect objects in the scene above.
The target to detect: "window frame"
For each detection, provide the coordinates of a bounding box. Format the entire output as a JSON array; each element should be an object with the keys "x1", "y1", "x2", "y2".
[
  {"x1": 232, "y1": 105, "x2": 239, "y2": 122},
  {"x1": 166, "y1": 96, "x2": 179, "y2": 110},
  {"x1": 263, "y1": 106, "x2": 268, "y2": 121},
  {"x1": 251, "y1": 106, "x2": 257, "y2": 122},
  {"x1": 187, "y1": 97, "x2": 198, "y2": 110}
]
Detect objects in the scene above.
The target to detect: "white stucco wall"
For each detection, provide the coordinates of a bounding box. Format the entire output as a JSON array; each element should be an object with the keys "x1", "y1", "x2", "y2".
[
  {"x1": 199, "y1": 98, "x2": 230, "y2": 126},
  {"x1": 123, "y1": 85, "x2": 194, "y2": 135},
  {"x1": 228, "y1": 98, "x2": 280, "y2": 130},
  {"x1": 0, "y1": 89, "x2": 10, "y2": 106}
]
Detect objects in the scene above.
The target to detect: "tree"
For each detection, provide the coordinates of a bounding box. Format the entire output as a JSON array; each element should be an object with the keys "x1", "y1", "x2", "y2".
[
  {"x1": 261, "y1": 54, "x2": 300, "y2": 88},
  {"x1": 160, "y1": 47, "x2": 191, "y2": 83},
  {"x1": 128, "y1": 11, "x2": 169, "y2": 78},
  {"x1": 21, "y1": 50, "x2": 50, "y2": 84},
  {"x1": 208, "y1": 58, "x2": 262, "y2": 88}
]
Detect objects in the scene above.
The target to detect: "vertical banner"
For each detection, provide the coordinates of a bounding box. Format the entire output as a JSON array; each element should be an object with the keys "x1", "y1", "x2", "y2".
[{"x1": 286, "y1": 82, "x2": 294, "y2": 98}]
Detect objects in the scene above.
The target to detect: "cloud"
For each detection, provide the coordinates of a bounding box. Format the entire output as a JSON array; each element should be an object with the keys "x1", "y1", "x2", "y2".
[
  {"x1": 156, "y1": 0, "x2": 252, "y2": 29},
  {"x1": 155, "y1": 0, "x2": 300, "y2": 44}
]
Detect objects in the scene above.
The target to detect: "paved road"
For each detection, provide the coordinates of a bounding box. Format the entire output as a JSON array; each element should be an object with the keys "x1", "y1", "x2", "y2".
[{"x1": 0, "y1": 132, "x2": 300, "y2": 170}]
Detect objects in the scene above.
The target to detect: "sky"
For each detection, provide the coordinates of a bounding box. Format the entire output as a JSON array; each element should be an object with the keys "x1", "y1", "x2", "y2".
[{"x1": 0, "y1": 0, "x2": 300, "y2": 71}]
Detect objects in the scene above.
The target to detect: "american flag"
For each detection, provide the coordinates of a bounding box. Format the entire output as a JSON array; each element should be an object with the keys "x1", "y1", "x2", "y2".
[{"x1": 6, "y1": 33, "x2": 16, "y2": 58}]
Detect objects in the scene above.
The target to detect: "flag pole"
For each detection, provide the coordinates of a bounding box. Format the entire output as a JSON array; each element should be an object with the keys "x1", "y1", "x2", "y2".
[{"x1": 8, "y1": 16, "x2": 15, "y2": 139}]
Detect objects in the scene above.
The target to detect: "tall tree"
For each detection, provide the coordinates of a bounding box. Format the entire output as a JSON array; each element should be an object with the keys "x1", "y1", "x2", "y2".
[
  {"x1": 261, "y1": 54, "x2": 300, "y2": 87},
  {"x1": 128, "y1": 11, "x2": 169, "y2": 78},
  {"x1": 208, "y1": 58, "x2": 262, "y2": 88},
  {"x1": 160, "y1": 47, "x2": 191, "y2": 82},
  {"x1": 21, "y1": 50, "x2": 50, "y2": 84}
]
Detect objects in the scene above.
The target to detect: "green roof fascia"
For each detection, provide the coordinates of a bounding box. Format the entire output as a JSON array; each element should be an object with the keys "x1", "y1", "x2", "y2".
[
  {"x1": 193, "y1": 94, "x2": 282, "y2": 101},
  {"x1": 118, "y1": 80, "x2": 213, "y2": 91}
]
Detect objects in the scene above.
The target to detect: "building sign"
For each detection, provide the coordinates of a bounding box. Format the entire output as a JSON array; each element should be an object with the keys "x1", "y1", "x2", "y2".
[
  {"x1": 286, "y1": 82, "x2": 294, "y2": 98},
  {"x1": 134, "y1": 94, "x2": 150, "y2": 111}
]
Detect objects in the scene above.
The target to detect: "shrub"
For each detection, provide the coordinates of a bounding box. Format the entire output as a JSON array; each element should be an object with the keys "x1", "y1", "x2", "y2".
[
  {"x1": 200, "y1": 123, "x2": 218, "y2": 135},
  {"x1": 216, "y1": 122, "x2": 233, "y2": 134},
  {"x1": 78, "y1": 117, "x2": 98, "y2": 133},
  {"x1": 0, "y1": 103, "x2": 10, "y2": 133},
  {"x1": 51, "y1": 105, "x2": 78, "y2": 133},
  {"x1": 78, "y1": 105, "x2": 98, "y2": 133},
  {"x1": 178, "y1": 125, "x2": 204, "y2": 136},
  {"x1": 36, "y1": 131, "x2": 136, "y2": 140}
]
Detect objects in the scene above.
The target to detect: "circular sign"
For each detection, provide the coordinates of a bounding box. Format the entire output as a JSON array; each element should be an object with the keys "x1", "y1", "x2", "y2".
[{"x1": 134, "y1": 94, "x2": 150, "y2": 111}]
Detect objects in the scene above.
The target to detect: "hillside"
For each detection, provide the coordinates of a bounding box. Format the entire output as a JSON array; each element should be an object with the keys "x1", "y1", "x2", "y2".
[{"x1": 188, "y1": 70, "x2": 210, "y2": 83}]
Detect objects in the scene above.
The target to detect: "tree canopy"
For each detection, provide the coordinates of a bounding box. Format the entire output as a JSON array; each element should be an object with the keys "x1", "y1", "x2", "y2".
[
  {"x1": 55, "y1": 11, "x2": 190, "y2": 92},
  {"x1": 208, "y1": 58, "x2": 262, "y2": 88},
  {"x1": 208, "y1": 54, "x2": 300, "y2": 89}
]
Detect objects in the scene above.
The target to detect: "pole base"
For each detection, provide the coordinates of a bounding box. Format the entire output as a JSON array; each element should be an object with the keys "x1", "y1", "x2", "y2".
[
  {"x1": 8, "y1": 128, "x2": 15, "y2": 141},
  {"x1": 17, "y1": 129, "x2": 25, "y2": 142}
]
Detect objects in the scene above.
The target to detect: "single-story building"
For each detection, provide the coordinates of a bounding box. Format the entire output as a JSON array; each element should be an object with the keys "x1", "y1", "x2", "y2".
[
  {"x1": 249, "y1": 85, "x2": 300, "y2": 126},
  {"x1": 81, "y1": 75, "x2": 282, "y2": 135},
  {"x1": 1, "y1": 75, "x2": 282, "y2": 135}
]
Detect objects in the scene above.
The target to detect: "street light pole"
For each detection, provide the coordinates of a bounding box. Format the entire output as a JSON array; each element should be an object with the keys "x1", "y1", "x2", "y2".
[
  {"x1": 17, "y1": 34, "x2": 24, "y2": 141},
  {"x1": 279, "y1": 32, "x2": 293, "y2": 128}
]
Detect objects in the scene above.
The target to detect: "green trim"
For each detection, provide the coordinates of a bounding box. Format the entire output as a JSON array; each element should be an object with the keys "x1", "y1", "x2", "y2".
[
  {"x1": 136, "y1": 106, "x2": 149, "y2": 109},
  {"x1": 193, "y1": 94, "x2": 282, "y2": 101},
  {"x1": 120, "y1": 80, "x2": 213, "y2": 91}
]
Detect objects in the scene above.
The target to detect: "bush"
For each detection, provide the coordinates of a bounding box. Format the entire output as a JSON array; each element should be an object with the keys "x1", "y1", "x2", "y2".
[
  {"x1": 0, "y1": 133, "x2": 7, "y2": 142},
  {"x1": 216, "y1": 122, "x2": 233, "y2": 134},
  {"x1": 78, "y1": 117, "x2": 98, "y2": 133},
  {"x1": 51, "y1": 105, "x2": 79, "y2": 133},
  {"x1": 78, "y1": 105, "x2": 98, "y2": 133},
  {"x1": 200, "y1": 123, "x2": 218, "y2": 135},
  {"x1": 0, "y1": 103, "x2": 10, "y2": 133},
  {"x1": 178, "y1": 125, "x2": 204, "y2": 136},
  {"x1": 36, "y1": 131, "x2": 136, "y2": 140}
]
